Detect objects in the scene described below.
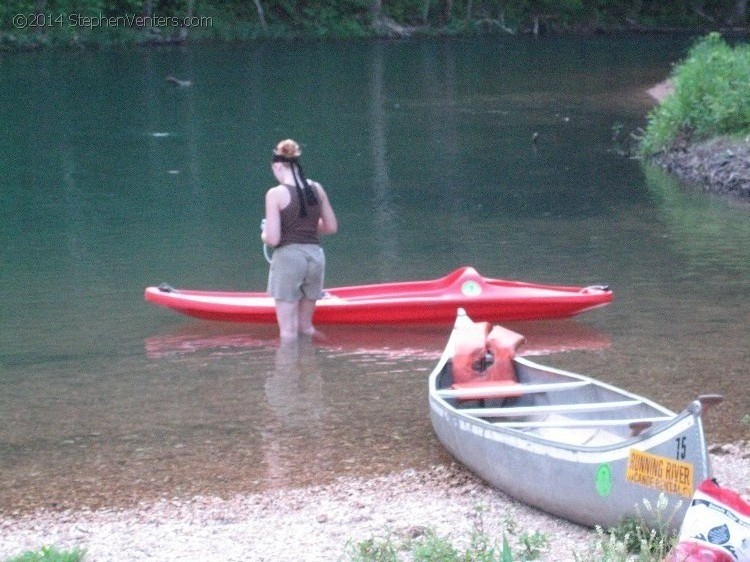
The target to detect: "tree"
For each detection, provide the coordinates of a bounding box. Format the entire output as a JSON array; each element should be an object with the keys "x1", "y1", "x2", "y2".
[
  {"x1": 444, "y1": 0, "x2": 453, "y2": 23},
  {"x1": 34, "y1": 0, "x2": 46, "y2": 33},
  {"x1": 179, "y1": 0, "x2": 195, "y2": 39},
  {"x1": 253, "y1": 0, "x2": 268, "y2": 30},
  {"x1": 734, "y1": 0, "x2": 748, "y2": 23}
]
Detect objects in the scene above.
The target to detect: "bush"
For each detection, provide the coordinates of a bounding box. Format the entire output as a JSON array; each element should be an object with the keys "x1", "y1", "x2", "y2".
[{"x1": 640, "y1": 32, "x2": 750, "y2": 155}]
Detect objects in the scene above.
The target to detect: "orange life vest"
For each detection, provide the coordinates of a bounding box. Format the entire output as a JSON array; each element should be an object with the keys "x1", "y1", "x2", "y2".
[{"x1": 451, "y1": 322, "x2": 526, "y2": 393}]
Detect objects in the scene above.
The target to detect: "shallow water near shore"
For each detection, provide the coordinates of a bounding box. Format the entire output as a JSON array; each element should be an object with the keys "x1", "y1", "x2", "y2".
[{"x1": 1, "y1": 35, "x2": 748, "y2": 516}]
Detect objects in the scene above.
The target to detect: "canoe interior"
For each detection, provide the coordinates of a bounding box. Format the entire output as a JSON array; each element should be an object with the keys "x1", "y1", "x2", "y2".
[{"x1": 435, "y1": 357, "x2": 675, "y2": 449}]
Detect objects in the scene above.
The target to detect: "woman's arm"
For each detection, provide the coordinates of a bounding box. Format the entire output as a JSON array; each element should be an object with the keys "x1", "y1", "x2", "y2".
[
  {"x1": 314, "y1": 183, "x2": 338, "y2": 235},
  {"x1": 262, "y1": 188, "x2": 283, "y2": 247}
]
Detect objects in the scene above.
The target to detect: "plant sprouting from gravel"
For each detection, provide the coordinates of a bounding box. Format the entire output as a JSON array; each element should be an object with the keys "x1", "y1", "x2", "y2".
[
  {"x1": 4, "y1": 546, "x2": 86, "y2": 562},
  {"x1": 573, "y1": 493, "x2": 680, "y2": 562},
  {"x1": 343, "y1": 506, "x2": 550, "y2": 561},
  {"x1": 343, "y1": 534, "x2": 399, "y2": 562}
]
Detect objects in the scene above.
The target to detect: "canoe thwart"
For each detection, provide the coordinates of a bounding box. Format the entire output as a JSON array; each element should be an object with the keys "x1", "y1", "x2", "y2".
[
  {"x1": 629, "y1": 421, "x2": 653, "y2": 436},
  {"x1": 437, "y1": 380, "x2": 590, "y2": 400},
  {"x1": 491, "y1": 416, "x2": 672, "y2": 429},
  {"x1": 458, "y1": 399, "x2": 643, "y2": 418}
]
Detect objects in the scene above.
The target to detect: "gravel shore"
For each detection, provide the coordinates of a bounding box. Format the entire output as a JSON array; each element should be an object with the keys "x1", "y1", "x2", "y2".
[{"x1": 1, "y1": 442, "x2": 747, "y2": 562}]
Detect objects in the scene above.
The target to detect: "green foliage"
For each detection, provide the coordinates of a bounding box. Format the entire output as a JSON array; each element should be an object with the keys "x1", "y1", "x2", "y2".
[
  {"x1": 410, "y1": 531, "x2": 460, "y2": 561},
  {"x1": 641, "y1": 32, "x2": 750, "y2": 155},
  {"x1": 573, "y1": 525, "x2": 631, "y2": 562},
  {"x1": 4, "y1": 546, "x2": 86, "y2": 562},
  {"x1": 343, "y1": 506, "x2": 552, "y2": 562},
  {"x1": 346, "y1": 528, "x2": 511, "y2": 562},
  {"x1": 1, "y1": 0, "x2": 748, "y2": 46},
  {"x1": 634, "y1": 493, "x2": 682, "y2": 555},
  {"x1": 573, "y1": 493, "x2": 680, "y2": 562},
  {"x1": 344, "y1": 535, "x2": 400, "y2": 562},
  {"x1": 609, "y1": 516, "x2": 645, "y2": 553},
  {"x1": 516, "y1": 531, "x2": 549, "y2": 561},
  {"x1": 501, "y1": 534, "x2": 513, "y2": 562},
  {"x1": 301, "y1": 4, "x2": 371, "y2": 38}
]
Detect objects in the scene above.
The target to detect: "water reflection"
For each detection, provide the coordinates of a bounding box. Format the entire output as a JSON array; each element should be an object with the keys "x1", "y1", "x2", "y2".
[
  {"x1": 261, "y1": 338, "x2": 325, "y2": 486},
  {"x1": 643, "y1": 163, "x2": 750, "y2": 280},
  {"x1": 369, "y1": 43, "x2": 399, "y2": 278},
  {"x1": 143, "y1": 320, "x2": 611, "y2": 360}
]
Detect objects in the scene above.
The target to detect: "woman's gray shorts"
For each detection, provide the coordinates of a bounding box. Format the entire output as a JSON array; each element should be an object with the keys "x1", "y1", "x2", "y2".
[{"x1": 267, "y1": 243, "x2": 326, "y2": 302}]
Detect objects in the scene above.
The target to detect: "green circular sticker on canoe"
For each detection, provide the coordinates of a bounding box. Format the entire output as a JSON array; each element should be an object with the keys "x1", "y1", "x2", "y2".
[
  {"x1": 461, "y1": 280, "x2": 482, "y2": 296},
  {"x1": 596, "y1": 464, "x2": 612, "y2": 497}
]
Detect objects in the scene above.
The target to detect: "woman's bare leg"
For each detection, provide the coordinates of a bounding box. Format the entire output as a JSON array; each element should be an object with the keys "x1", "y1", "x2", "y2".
[
  {"x1": 275, "y1": 300, "x2": 300, "y2": 340},
  {"x1": 297, "y1": 299, "x2": 318, "y2": 336}
]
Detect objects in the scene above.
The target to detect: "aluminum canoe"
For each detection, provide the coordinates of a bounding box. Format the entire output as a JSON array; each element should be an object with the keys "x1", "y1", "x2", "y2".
[
  {"x1": 428, "y1": 309, "x2": 720, "y2": 531},
  {"x1": 144, "y1": 266, "x2": 612, "y2": 325}
]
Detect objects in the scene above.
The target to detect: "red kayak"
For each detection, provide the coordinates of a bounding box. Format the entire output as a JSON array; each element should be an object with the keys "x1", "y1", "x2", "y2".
[{"x1": 143, "y1": 266, "x2": 613, "y2": 325}]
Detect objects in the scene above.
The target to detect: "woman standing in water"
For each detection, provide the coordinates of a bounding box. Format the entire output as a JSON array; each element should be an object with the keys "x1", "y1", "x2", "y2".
[{"x1": 261, "y1": 139, "x2": 338, "y2": 340}]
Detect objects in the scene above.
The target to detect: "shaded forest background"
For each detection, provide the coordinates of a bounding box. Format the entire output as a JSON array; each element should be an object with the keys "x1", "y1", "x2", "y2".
[{"x1": 1, "y1": 0, "x2": 748, "y2": 44}]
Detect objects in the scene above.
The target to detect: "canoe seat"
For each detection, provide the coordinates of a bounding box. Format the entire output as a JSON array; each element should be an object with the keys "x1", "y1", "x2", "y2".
[
  {"x1": 451, "y1": 322, "x2": 526, "y2": 398},
  {"x1": 451, "y1": 379, "x2": 521, "y2": 401}
]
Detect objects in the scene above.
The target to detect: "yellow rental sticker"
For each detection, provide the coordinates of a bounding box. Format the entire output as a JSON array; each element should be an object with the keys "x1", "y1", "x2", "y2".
[{"x1": 626, "y1": 449, "x2": 694, "y2": 498}]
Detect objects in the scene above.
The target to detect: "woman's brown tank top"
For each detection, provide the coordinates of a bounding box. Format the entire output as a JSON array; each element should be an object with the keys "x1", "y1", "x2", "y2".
[{"x1": 278, "y1": 183, "x2": 320, "y2": 246}]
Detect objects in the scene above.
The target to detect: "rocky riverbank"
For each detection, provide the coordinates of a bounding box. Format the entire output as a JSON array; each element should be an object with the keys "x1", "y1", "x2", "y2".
[
  {"x1": 646, "y1": 81, "x2": 750, "y2": 200},
  {"x1": 649, "y1": 136, "x2": 750, "y2": 199},
  {"x1": 1, "y1": 442, "x2": 747, "y2": 562}
]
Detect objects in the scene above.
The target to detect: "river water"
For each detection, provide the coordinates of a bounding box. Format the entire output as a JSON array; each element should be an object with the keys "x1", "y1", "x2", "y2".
[{"x1": 1, "y1": 35, "x2": 748, "y2": 514}]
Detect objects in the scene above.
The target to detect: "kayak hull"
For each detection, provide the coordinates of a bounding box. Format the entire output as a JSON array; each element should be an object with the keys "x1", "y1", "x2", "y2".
[{"x1": 144, "y1": 266, "x2": 613, "y2": 325}]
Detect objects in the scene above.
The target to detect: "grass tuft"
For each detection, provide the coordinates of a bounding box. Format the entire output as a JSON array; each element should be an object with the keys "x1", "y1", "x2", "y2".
[{"x1": 4, "y1": 546, "x2": 86, "y2": 562}]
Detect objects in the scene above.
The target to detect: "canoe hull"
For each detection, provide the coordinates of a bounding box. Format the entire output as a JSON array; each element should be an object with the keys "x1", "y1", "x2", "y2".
[
  {"x1": 429, "y1": 397, "x2": 708, "y2": 530},
  {"x1": 428, "y1": 311, "x2": 712, "y2": 531},
  {"x1": 144, "y1": 267, "x2": 613, "y2": 325}
]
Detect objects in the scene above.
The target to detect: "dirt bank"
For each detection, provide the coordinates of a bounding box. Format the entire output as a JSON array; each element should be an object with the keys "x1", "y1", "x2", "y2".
[{"x1": 650, "y1": 136, "x2": 750, "y2": 198}]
